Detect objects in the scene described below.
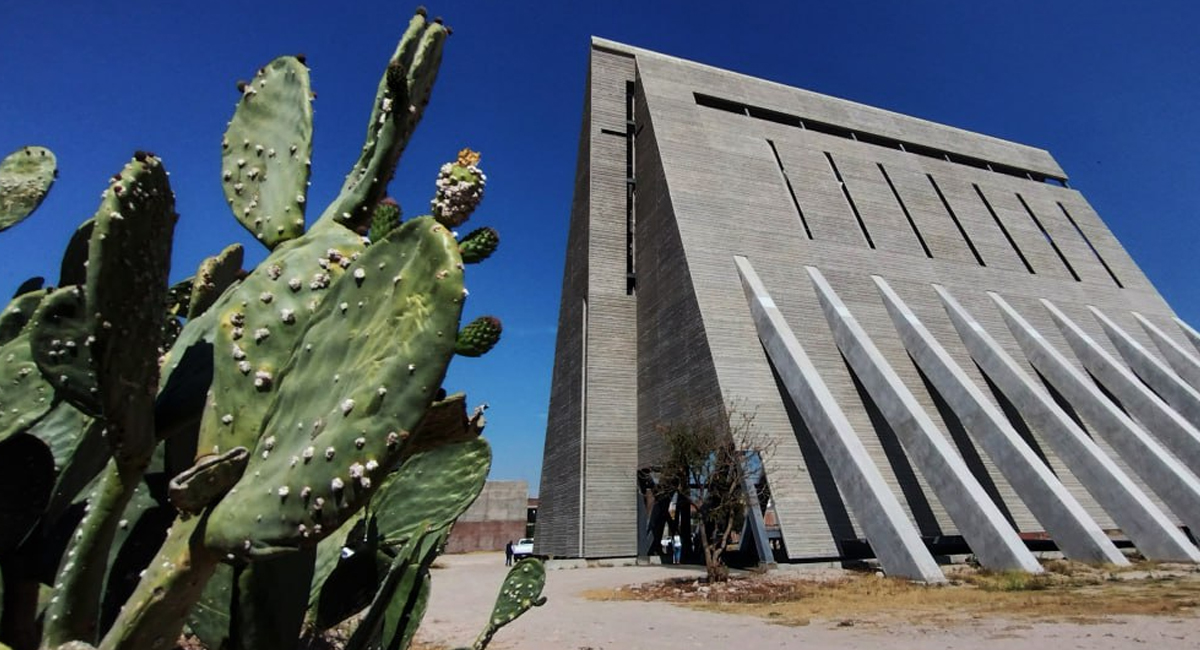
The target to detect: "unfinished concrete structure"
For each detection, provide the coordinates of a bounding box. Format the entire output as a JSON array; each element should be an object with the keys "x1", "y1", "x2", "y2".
[{"x1": 536, "y1": 39, "x2": 1200, "y2": 578}]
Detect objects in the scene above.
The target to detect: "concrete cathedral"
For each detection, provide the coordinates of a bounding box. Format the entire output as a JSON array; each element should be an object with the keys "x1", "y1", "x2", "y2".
[{"x1": 536, "y1": 39, "x2": 1200, "y2": 580}]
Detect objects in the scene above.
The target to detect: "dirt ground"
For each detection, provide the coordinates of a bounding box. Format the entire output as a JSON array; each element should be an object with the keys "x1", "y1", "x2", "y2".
[{"x1": 414, "y1": 552, "x2": 1200, "y2": 650}]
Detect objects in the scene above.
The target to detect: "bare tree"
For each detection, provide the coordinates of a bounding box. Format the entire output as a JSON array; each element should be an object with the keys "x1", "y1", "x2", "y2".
[{"x1": 652, "y1": 401, "x2": 772, "y2": 582}]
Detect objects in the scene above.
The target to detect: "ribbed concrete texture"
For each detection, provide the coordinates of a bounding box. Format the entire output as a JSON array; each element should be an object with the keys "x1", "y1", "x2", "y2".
[{"x1": 537, "y1": 38, "x2": 1200, "y2": 571}]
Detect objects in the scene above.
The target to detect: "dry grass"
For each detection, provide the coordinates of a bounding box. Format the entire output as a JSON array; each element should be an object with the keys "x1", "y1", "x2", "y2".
[{"x1": 585, "y1": 560, "x2": 1200, "y2": 628}]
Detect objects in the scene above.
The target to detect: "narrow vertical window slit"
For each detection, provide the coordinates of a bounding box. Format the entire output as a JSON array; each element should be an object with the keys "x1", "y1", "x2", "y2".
[
  {"x1": 824, "y1": 152, "x2": 874, "y2": 248},
  {"x1": 927, "y1": 175, "x2": 984, "y2": 266},
  {"x1": 625, "y1": 80, "x2": 637, "y2": 294},
  {"x1": 766, "y1": 139, "x2": 813, "y2": 239},
  {"x1": 878, "y1": 164, "x2": 931, "y2": 258},
  {"x1": 1058, "y1": 202, "x2": 1123, "y2": 288},
  {"x1": 1016, "y1": 193, "x2": 1079, "y2": 282},
  {"x1": 974, "y1": 184, "x2": 1034, "y2": 274}
]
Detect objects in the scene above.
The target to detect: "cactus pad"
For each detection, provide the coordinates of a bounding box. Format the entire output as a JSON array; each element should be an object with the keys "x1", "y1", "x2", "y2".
[
  {"x1": 86, "y1": 152, "x2": 177, "y2": 469},
  {"x1": 455, "y1": 316, "x2": 502, "y2": 357},
  {"x1": 0, "y1": 288, "x2": 48, "y2": 345},
  {"x1": 221, "y1": 56, "x2": 313, "y2": 249},
  {"x1": 204, "y1": 216, "x2": 463, "y2": 558},
  {"x1": 472, "y1": 559, "x2": 547, "y2": 650},
  {"x1": 59, "y1": 218, "x2": 95, "y2": 287},
  {"x1": 317, "y1": 12, "x2": 447, "y2": 230},
  {"x1": 373, "y1": 436, "x2": 490, "y2": 546},
  {"x1": 187, "y1": 244, "x2": 244, "y2": 319},
  {"x1": 0, "y1": 319, "x2": 55, "y2": 441},
  {"x1": 168, "y1": 447, "x2": 250, "y2": 515},
  {"x1": 458, "y1": 226, "x2": 499, "y2": 264},
  {"x1": 0, "y1": 146, "x2": 56, "y2": 232},
  {"x1": 194, "y1": 221, "x2": 363, "y2": 462},
  {"x1": 29, "y1": 285, "x2": 100, "y2": 416}
]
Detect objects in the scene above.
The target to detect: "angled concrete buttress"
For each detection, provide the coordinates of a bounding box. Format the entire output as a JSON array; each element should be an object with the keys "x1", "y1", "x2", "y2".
[
  {"x1": 874, "y1": 278, "x2": 1124, "y2": 564},
  {"x1": 993, "y1": 293, "x2": 1200, "y2": 536},
  {"x1": 1043, "y1": 300, "x2": 1200, "y2": 472},
  {"x1": 735, "y1": 257, "x2": 945, "y2": 582},
  {"x1": 1092, "y1": 307, "x2": 1200, "y2": 430},
  {"x1": 1136, "y1": 312, "x2": 1200, "y2": 394},
  {"x1": 1174, "y1": 317, "x2": 1200, "y2": 356},
  {"x1": 807, "y1": 267, "x2": 1041, "y2": 573},
  {"x1": 937, "y1": 287, "x2": 1199, "y2": 561}
]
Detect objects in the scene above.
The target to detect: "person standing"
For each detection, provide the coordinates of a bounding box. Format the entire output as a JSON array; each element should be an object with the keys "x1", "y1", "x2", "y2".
[
  {"x1": 505, "y1": 540, "x2": 514, "y2": 566},
  {"x1": 672, "y1": 534, "x2": 682, "y2": 565}
]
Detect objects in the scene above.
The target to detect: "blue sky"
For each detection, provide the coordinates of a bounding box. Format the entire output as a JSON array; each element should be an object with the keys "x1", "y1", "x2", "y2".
[{"x1": 3, "y1": 1, "x2": 1199, "y2": 495}]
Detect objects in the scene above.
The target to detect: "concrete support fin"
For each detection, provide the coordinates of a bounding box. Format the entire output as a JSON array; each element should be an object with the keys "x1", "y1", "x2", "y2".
[
  {"x1": 734, "y1": 257, "x2": 945, "y2": 582},
  {"x1": 939, "y1": 288, "x2": 1198, "y2": 561},
  {"x1": 1174, "y1": 317, "x2": 1200, "y2": 356},
  {"x1": 807, "y1": 267, "x2": 1041, "y2": 573},
  {"x1": 1093, "y1": 307, "x2": 1200, "y2": 431},
  {"x1": 1044, "y1": 300, "x2": 1200, "y2": 473},
  {"x1": 992, "y1": 293, "x2": 1200, "y2": 537},
  {"x1": 874, "y1": 278, "x2": 1124, "y2": 564},
  {"x1": 1137, "y1": 313, "x2": 1200, "y2": 394}
]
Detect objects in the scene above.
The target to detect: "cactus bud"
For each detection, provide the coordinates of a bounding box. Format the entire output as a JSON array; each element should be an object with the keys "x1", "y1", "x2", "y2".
[
  {"x1": 369, "y1": 197, "x2": 402, "y2": 243},
  {"x1": 459, "y1": 226, "x2": 499, "y2": 264},
  {"x1": 455, "y1": 316, "x2": 502, "y2": 357}
]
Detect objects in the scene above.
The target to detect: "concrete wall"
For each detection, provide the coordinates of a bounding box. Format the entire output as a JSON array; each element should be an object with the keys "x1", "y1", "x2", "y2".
[
  {"x1": 447, "y1": 480, "x2": 529, "y2": 554},
  {"x1": 538, "y1": 39, "x2": 1200, "y2": 566}
]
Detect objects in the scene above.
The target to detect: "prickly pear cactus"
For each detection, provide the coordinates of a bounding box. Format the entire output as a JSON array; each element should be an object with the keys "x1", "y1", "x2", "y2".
[
  {"x1": 0, "y1": 288, "x2": 47, "y2": 346},
  {"x1": 29, "y1": 285, "x2": 98, "y2": 416},
  {"x1": 193, "y1": 221, "x2": 363, "y2": 466},
  {"x1": 86, "y1": 151, "x2": 177, "y2": 469},
  {"x1": 204, "y1": 216, "x2": 464, "y2": 557},
  {"x1": 187, "y1": 244, "x2": 244, "y2": 319},
  {"x1": 221, "y1": 57, "x2": 313, "y2": 249},
  {"x1": 458, "y1": 226, "x2": 499, "y2": 264},
  {"x1": 470, "y1": 559, "x2": 547, "y2": 650},
  {"x1": 59, "y1": 218, "x2": 95, "y2": 286},
  {"x1": 456, "y1": 316, "x2": 502, "y2": 358},
  {"x1": 0, "y1": 145, "x2": 56, "y2": 232},
  {"x1": 432, "y1": 148, "x2": 486, "y2": 228},
  {"x1": 317, "y1": 11, "x2": 446, "y2": 230}
]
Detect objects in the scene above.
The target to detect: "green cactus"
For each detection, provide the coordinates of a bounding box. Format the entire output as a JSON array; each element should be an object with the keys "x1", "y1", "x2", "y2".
[
  {"x1": 343, "y1": 525, "x2": 446, "y2": 650},
  {"x1": 368, "y1": 198, "x2": 402, "y2": 243},
  {"x1": 470, "y1": 559, "x2": 548, "y2": 650},
  {"x1": 0, "y1": 9, "x2": 547, "y2": 650},
  {"x1": 458, "y1": 226, "x2": 499, "y2": 264},
  {"x1": 0, "y1": 312, "x2": 56, "y2": 441},
  {"x1": 203, "y1": 215, "x2": 464, "y2": 557},
  {"x1": 432, "y1": 149, "x2": 486, "y2": 228},
  {"x1": 29, "y1": 286, "x2": 98, "y2": 416},
  {"x1": 0, "y1": 146, "x2": 56, "y2": 232},
  {"x1": 58, "y1": 219, "x2": 95, "y2": 287},
  {"x1": 187, "y1": 244, "x2": 245, "y2": 319},
  {"x1": 0, "y1": 288, "x2": 48, "y2": 346},
  {"x1": 316, "y1": 11, "x2": 446, "y2": 231},
  {"x1": 221, "y1": 56, "x2": 314, "y2": 250},
  {"x1": 194, "y1": 220, "x2": 364, "y2": 466},
  {"x1": 456, "y1": 316, "x2": 502, "y2": 357},
  {"x1": 41, "y1": 152, "x2": 177, "y2": 648}
]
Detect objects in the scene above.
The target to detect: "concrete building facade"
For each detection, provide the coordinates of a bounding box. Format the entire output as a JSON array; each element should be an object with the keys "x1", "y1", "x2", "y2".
[{"x1": 536, "y1": 39, "x2": 1200, "y2": 579}]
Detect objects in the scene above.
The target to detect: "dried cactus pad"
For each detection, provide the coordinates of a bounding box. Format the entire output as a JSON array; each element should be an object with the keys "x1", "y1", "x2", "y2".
[
  {"x1": 0, "y1": 146, "x2": 56, "y2": 232},
  {"x1": 221, "y1": 56, "x2": 313, "y2": 249},
  {"x1": 204, "y1": 216, "x2": 464, "y2": 557}
]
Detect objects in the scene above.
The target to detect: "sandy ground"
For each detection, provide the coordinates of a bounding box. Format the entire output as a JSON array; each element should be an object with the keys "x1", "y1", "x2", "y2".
[{"x1": 415, "y1": 552, "x2": 1199, "y2": 650}]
